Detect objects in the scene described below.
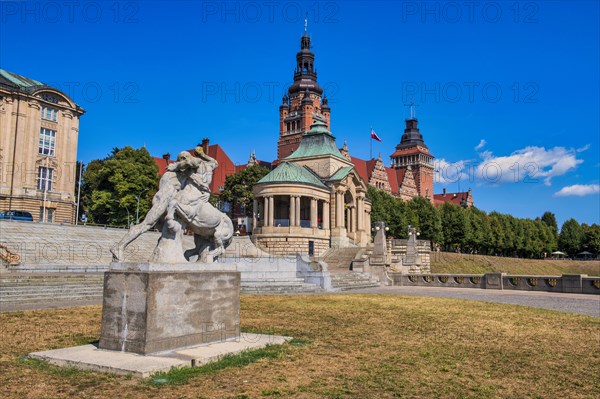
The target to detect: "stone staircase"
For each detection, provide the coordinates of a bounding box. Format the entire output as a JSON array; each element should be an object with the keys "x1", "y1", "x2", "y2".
[
  {"x1": 0, "y1": 273, "x2": 321, "y2": 305},
  {"x1": 318, "y1": 247, "x2": 381, "y2": 291},
  {"x1": 0, "y1": 274, "x2": 104, "y2": 305},
  {"x1": 0, "y1": 220, "x2": 195, "y2": 272},
  {"x1": 0, "y1": 223, "x2": 325, "y2": 303},
  {"x1": 321, "y1": 247, "x2": 363, "y2": 270},
  {"x1": 222, "y1": 236, "x2": 272, "y2": 258},
  {"x1": 330, "y1": 272, "x2": 380, "y2": 291}
]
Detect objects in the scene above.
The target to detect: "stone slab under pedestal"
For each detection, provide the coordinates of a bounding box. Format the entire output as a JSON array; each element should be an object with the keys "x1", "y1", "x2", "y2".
[
  {"x1": 99, "y1": 263, "x2": 240, "y2": 354},
  {"x1": 29, "y1": 334, "x2": 292, "y2": 378}
]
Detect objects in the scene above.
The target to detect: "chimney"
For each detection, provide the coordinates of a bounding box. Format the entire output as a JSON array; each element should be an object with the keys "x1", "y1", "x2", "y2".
[
  {"x1": 201, "y1": 137, "x2": 209, "y2": 154},
  {"x1": 162, "y1": 153, "x2": 170, "y2": 163},
  {"x1": 443, "y1": 188, "x2": 446, "y2": 197}
]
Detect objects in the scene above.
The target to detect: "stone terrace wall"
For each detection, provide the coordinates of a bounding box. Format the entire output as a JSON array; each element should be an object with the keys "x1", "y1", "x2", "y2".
[
  {"x1": 0, "y1": 220, "x2": 193, "y2": 271},
  {"x1": 255, "y1": 236, "x2": 329, "y2": 257},
  {"x1": 387, "y1": 272, "x2": 600, "y2": 295}
]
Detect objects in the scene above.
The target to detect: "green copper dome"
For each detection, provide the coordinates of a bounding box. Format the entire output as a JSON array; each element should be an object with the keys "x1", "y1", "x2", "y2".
[
  {"x1": 256, "y1": 162, "x2": 328, "y2": 189},
  {"x1": 284, "y1": 120, "x2": 346, "y2": 161}
]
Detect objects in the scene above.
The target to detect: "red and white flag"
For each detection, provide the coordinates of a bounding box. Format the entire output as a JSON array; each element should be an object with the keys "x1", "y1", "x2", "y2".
[{"x1": 370, "y1": 128, "x2": 382, "y2": 142}]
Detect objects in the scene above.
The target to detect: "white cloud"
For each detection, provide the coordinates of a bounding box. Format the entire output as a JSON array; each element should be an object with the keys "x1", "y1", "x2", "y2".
[
  {"x1": 434, "y1": 146, "x2": 584, "y2": 187},
  {"x1": 576, "y1": 144, "x2": 590, "y2": 153},
  {"x1": 554, "y1": 184, "x2": 600, "y2": 197},
  {"x1": 474, "y1": 139, "x2": 487, "y2": 151},
  {"x1": 475, "y1": 146, "x2": 583, "y2": 186}
]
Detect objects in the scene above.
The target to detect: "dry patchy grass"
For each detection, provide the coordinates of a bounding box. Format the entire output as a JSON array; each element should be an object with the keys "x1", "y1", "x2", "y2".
[
  {"x1": 0, "y1": 295, "x2": 598, "y2": 399},
  {"x1": 431, "y1": 252, "x2": 600, "y2": 276}
]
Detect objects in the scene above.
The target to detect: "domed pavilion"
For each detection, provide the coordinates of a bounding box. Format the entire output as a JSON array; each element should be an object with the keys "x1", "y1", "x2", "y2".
[{"x1": 252, "y1": 119, "x2": 372, "y2": 256}]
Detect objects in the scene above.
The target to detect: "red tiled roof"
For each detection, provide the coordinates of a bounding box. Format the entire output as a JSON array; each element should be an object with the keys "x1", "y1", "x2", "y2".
[
  {"x1": 385, "y1": 167, "x2": 400, "y2": 193},
  {"x1": 155, "y1": 143, "x2": 237, "y2": 196},
  {"x1": 202, "y1": 144, "x2": 236, "y2": 195},
  {"x1": 351, "y1": 157, "x2": 369, "y2": 183},
  {"x1": 153, "y1": 157, "x2": 173, "y2": 175},
  {"x1": 366, "y1": 159, "x2": 377, "y2": 178},
  {"x1": 433, "y1": 191, "x2": 470, "y2": 206},
  {"x1": 390, "y1": 146, "x2": 433, "y2": 158},
  {"x1": 350, "y1": 156, "x2": 381, "y2": 183}
]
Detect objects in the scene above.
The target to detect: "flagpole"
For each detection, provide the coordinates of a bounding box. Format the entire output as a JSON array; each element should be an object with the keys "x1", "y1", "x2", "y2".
[{"x1": 370, "y1": 126, "x2": 372, "y2": 159}]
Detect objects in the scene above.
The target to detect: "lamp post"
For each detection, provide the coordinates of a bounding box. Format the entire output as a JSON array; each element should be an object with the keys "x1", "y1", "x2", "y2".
[{"x1": 135, "y1": 188, "x2": 148, "y2": 224}]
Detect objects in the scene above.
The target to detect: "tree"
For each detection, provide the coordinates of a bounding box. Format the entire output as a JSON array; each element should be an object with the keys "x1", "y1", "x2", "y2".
[
  {"x1": 582, "y1": 224, "x2": 600, "y2": 254},
  {"x1": 541, "y1": 211, "x2": 559, "y2": 240},
  {"x1": 558, "y1": 219, "x2": 585, "y2": 256},
  {"x1": 81, "y1": 146, "x2": 159, "y2": 226},
  {"x1": 219, "y1": 165, "x2": 270, "y2": 217},
  {"x1": 439, "y1": 202, "x2": 468, "y2": 251},
  {"x1": 407, "y1": 196, "x2": 442, "y2": 244},
  {"x1": 366, "y1": 186, "x2": 406, "y2": 238},
  {"x1": 464, "y1": 207, "x2": 490, "y2": 254},
  {"x1": 535, "y1": 219, "x2": 554, "y2": 257}
]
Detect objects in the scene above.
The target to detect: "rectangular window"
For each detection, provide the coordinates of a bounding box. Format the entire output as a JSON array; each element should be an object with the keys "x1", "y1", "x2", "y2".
[
  {"x1": 39, "y1": 208, "x2": 55, "y2": 223},
  {"x1": 39, "y1": 128, "x2": 56, "y2": 156},
  {"x1": 41, "y1": 106, "x2": 58, "y2": 122},
  {"x1": 38, "y1": 208, "x2": 55, "y2": 223},
  {"x1": 37, "y1": 166, "x2": 53, "y2": 191}
]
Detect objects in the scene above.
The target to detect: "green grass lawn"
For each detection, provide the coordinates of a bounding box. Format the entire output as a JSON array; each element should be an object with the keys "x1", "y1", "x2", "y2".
[
  {"x1": 1, "y1": 295, "x2": 598, "y2": 398},
  {"x1": 430, "y1": 252, "x2": 600, "y2": 276}
]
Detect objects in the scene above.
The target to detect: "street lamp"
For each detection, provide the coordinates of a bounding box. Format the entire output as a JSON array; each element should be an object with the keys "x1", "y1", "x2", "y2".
[{"x1": 135, "y1": 188, "x2": 149, "y2": 224}]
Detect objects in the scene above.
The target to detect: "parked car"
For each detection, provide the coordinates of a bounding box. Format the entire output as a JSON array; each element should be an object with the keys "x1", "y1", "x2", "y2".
[{"x1": 0, "y1": 210, "x2": 34, "y2": 221}]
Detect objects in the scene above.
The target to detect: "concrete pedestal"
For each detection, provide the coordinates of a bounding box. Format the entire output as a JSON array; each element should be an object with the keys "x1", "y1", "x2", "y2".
[
  {"x1": 330, "y1": 227, "x2": 349, "y2": 248},
  {"x1": 99, "y1": 263, "x2": 240, "y2": 355}
]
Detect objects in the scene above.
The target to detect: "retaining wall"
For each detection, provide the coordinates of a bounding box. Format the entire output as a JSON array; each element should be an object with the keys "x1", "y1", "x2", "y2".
[{"x1": 387, "y1": 272, "x2": 600, "y2": 295}]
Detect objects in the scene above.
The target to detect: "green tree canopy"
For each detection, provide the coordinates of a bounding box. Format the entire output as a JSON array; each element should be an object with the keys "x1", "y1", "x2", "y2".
[
  {"x1": 541, "y1": 211, "x2": 559, "y2": 239},
  {"x1": 407, "y1": 196, "x2": 442, "y2": 243},
  {"x1": 558, "y1": 218, "x2": 585, "y2": 256},
  {"x1": 359, "y1": 187, "x2": 592, "y2": 258},
  {"x1": 81, "y1": 146, "x2": 159, "y2": 226},
  {"x1": 219, "y1": 165, "x2": 270, "y2": 217},
  {"x1": 439, "y1": 202, "x2": 468, "y2": 251},
  {"x1": 582, "y1": 224, "x2": 600, "y2": 254}
]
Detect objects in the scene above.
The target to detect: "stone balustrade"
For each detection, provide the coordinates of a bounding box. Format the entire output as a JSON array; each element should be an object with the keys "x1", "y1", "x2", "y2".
[{"x1": 387, "y1": 272, "x2": 600, "y2": 295}]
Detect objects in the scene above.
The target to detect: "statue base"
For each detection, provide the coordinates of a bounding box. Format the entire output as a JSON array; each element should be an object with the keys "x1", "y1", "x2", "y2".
[{"x1": 99, "y1": 263, "x2": 240, "y2": 355}]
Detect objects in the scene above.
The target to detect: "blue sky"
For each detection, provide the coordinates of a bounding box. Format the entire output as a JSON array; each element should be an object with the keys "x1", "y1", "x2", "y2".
[{"x1": 2, "y1": 0, "x2": 599, "y2": 227}]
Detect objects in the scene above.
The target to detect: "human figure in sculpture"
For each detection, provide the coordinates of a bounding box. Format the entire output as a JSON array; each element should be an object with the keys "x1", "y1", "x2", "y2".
[
  {"x1": 164, "y1": 147, "x2": 217, "y2": 232},
  {"x1": 110, "y1": 146, "x2": 231, "y2": 262},
  {"x1": 166, "y1": 147, "x2": 233, "y2": 261}
]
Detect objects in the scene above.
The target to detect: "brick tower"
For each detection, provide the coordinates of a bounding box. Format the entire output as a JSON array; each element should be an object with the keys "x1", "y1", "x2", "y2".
[
  {"x1": 277, "y1": 30, "x2": 330, "y2": 160},
  {"x1": 390, "y1": 117, "x2": 435, "y2": 201}
]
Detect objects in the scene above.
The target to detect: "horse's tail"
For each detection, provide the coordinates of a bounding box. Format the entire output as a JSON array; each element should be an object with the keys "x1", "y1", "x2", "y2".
[{"x1": 222, "y1": 215, "x2": 234, "y2": 249}]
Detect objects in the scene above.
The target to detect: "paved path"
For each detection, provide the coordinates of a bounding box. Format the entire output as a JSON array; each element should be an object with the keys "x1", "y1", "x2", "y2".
[
  {"x1": 2, "y1": 287, "x2": 599, "y2": 317},
  {"x1": 0, "y1": 299, "x2": 102, "y2": 313},
  {"x1": 350, "y1": 286, "x2": 600, "y2": 317}
]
